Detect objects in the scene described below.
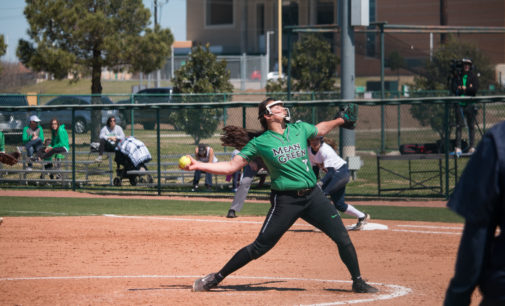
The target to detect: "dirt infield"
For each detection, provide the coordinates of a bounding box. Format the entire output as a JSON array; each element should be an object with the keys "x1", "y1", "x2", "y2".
[{"x1": 0, "y1": 190, "x2": 482, "y2": 305}]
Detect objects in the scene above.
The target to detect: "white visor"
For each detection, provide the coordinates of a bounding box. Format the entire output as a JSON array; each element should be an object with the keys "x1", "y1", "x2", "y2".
[{"x1": 266, "y1": 100, "x2": 291, "y2": 122}]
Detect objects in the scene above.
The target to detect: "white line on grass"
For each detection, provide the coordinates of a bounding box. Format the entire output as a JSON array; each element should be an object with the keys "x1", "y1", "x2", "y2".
[
  {"x1": 6, "y1": 211, "x2": 68, "y2": 215},
  {"x1": 0, "y1": 274, "x2": 411, "y2": 305}
]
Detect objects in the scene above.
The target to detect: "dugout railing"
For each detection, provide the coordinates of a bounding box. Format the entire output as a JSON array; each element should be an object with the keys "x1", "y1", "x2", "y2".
[{"x1": 1, "y1": 94, "x2": 505, "y2": 199}]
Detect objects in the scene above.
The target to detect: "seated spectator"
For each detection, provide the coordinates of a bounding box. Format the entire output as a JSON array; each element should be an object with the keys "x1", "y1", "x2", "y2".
[
  {"x1": 96, "y1": 116, "x2": 125, "y2": 162},
  {"x1": 22, "y1": 115, "x2": 44, "y2": 170},
  {"x1": 0, "y1": 130, "x2": 4, "y2": 154},
  {"x1": 37, "y1": 118, "x2": 69, "y2": 161},
  {"x1": 192, "y1": 143, "x2": 217, "y2": 191}
]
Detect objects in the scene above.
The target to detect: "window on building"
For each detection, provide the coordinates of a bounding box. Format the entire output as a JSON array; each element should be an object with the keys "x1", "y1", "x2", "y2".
[
  {"x1": 316, "y1": 1, "x2": 334, "y2": 50},
  {"x1": 282, "y1": 1, "x2": 299, "y2": 26},
  {"x1": 317, "y1": 0, "x2": 334, "y2": 25},
  {"x1": 257, "y1": 3, "x2": 265, "y2": 35},
  {"x1": 206, "y1": 0, "x2": 233, "y2": 26},
  {"x1": 366, "y1": 0, "x2": 376, "y2": 57}
]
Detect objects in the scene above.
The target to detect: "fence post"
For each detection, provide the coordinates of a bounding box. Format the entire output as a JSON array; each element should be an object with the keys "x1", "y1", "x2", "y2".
[
  {"x1": 223, "y1": 101, "x2": 227, "y2": 153},
  {"x1": 482, "y1": 103, "x2": 486, "y2": 133},
  {"x1": 444, "y1": 100, "x2": 450, "y2": 199},
  {"x1": 71, "y1": 108, "x2": 76, "y2": 191},
  {"x1": 223, "y1": 93, "x2": 228, "y2": 134},
  {"x1": 287, "y1": 30, "x2": 292, "y2": 101},
  {"x1": 397, "y1": 104, "x2": 401, "y2": 148},
  {"x1": 379, "y1": 23, "x2": 386, "y2": 153},
  {"x1": 311, "y1": 92, "x2": 316, "y2": 124},
  {"x1": 156, "y1": 108, "x2": 161, "y2": 195},
  {"x1": 130, "y1": 94, "x2": 135, "y2": 137},
  {"x1": 242, "y1": 107, "x2": 247, "y2": 129},
  {"x1": 241, "y1": 53, "x2": 246, "y2": 91}
]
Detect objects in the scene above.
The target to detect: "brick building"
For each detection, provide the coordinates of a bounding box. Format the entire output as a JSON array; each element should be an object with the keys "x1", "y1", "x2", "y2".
[{"x1": 186, "y1": 0, "x2": 505, "y2": 79}]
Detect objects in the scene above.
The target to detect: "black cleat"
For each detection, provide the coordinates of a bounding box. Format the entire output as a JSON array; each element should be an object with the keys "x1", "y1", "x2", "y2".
[
  {"x1": 192, "y1": 273, "x2": 220, "y2": 292},
  {"x1": 352, "y1": 277, "x2": 378, "y2": 293},
  {"x1": 354, "y1": 213, "x2": 370, "y2": 230},
  {"x1": 226, "y1": 209, "x2": 237, "y2": 218}
]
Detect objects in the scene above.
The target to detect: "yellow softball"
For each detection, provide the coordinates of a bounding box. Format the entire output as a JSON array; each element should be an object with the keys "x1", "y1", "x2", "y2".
[{"x1": 178, "y1": 155, "x2": 191, "y2": 169}]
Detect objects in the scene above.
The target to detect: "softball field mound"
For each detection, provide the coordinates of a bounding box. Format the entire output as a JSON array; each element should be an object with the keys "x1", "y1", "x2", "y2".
[{"x1": 0, "y1": 214, "x2": 483, "y2": 305}]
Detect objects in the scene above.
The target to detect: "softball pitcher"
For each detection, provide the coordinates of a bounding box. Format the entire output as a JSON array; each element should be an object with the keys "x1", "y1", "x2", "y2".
[{"x1": 183, "y1": 98, "x2": 378, "y2": 294}]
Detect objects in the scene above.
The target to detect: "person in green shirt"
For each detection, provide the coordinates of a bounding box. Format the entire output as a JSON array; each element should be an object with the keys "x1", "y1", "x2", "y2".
[
  {"x1": 183, "y1": 98, "x2": 378, "y2": 294},
  {"x1": 0, "y1": 130, "x2": 4, "y2": 153},
  {"x1": 22, "y1": 115, "x2": 44, "y2": 169},
  {"x1": 38, "y1": 118, "x2": 69, "y2": 161}
]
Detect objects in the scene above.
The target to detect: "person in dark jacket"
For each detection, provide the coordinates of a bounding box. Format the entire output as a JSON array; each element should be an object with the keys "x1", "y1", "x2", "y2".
[
  {"x1": 450, "y1": 58, "x2": 479, "y2": 156},
  {"x1": 444, "y1": 120, "x2": 505, "y2": 305}
]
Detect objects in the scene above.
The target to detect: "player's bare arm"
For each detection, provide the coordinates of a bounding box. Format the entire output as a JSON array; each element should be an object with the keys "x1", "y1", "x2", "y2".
[
  {"x1": 208, "y1": 147, "x2": 215, "y2": 163},
  {"x1": 187, "y1": 154, "x2": 248, "y2": 175},
  {"x1": 194, "y1": 147, "x2": 200, "y2": 161},
  {"x1": 315, "y1": 117, "x2": 345, "y2": 136}
]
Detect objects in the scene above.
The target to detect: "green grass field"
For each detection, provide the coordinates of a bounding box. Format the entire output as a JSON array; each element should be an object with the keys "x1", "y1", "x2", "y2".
[{"x1": 0, "y1": 195, "x2": 464, "y2": 223}]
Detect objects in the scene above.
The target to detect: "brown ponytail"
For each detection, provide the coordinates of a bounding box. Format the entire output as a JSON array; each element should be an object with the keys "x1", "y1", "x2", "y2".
[{"x1": 221, "y1": 126, "x2": 264, "y2": 150}]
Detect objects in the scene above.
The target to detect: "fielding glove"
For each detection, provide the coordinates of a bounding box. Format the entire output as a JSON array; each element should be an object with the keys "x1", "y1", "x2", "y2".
[
  {"x1": 0, "y1": 152, "x2": 19, "y2": 166},
  {"x1": 335, "y1": 104, "x2": 358, "y2": 130}
]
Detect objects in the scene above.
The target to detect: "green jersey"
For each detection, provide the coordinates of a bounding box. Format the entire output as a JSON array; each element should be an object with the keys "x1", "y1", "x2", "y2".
[
  {"x1": 238, "y1": 121, "x2": 318, "y2": 191},
  {"x1": 0, "y1": 131, "x2": 4, "y2": 152},
  {"x1": 51, "y1": 124, "x2": 70, "y2": 151}
]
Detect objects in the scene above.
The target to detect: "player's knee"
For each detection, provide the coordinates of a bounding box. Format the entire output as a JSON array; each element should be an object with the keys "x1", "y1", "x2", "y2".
[
  {"x1": 241, "y1": 176, "x2": 253, "y2": 185},
  {"x1": 330, "y1": 230, "x2": 352, "y2": 248},
  {"x1": 334, "y1": 202, "x2": 348, "y2": 212},
  {"x1": 246, "y1": 241, "x2": 273, "y2": 260},
  {"x1": 338, "y1": 235, "x2": 353, "y2": 250}
]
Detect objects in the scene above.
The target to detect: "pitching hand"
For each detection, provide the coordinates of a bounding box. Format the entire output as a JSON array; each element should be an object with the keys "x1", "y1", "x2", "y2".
[{"x1": 186, "y1": 156, "x2": 199, "y2": 171}]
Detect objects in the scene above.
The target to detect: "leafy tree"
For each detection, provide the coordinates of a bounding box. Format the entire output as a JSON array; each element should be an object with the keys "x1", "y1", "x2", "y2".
[
  {"x1": 171, "y1": 44, "x2": 233, "y2": 144},
  {"x1": 387, "y1": 50, "x2": 404, "y2": 84},
  {"x1": 0, "y1": 34, "x2": 6, "y2": 73},
  {"x1": 410, "y1": 104, "x2": 447, "y2": 140},
  {"x1": 266, "y1": 34, "x2": 339, "y2": 123},
  {"x1": 413, "y1": 37, "x2": 494, "y2": 91},
  {"x1": 410, "y1": 37, "x2": 495, "y2": 143},
  {"x1": 17, "y1": 0, "x2": 173, "y2": 141},
  {"x1": 290, "y1": 34, "x2": 338, "y2": 92}
]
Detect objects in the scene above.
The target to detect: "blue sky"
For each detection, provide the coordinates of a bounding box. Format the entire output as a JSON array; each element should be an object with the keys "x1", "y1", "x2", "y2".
[{"x1": 0, "y1": 0, "x2": 186, "y2": 62}]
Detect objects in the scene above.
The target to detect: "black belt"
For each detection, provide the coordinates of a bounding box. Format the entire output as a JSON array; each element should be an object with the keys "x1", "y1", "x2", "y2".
[{"x1": 274, "y1": 187, "x2": 315, "y2": 197}]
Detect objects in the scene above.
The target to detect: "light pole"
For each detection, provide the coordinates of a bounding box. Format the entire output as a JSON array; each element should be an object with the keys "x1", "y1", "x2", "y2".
[
  {"x1": 154, "y1": 0, "x2": 160, "y2": 87},
  {"x1": 277, "y1": 0, "x2": 282, "y2": 76},
  {"x1": 266, "y1": 31, "x2": 274, "y2": 76},
  {"x1": 339, "y1": 0, "x2": 355, "y2": 159}
]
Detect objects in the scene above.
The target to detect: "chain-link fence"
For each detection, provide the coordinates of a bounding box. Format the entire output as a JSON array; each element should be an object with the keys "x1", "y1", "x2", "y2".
[
  {"x1": 160, "y1": 54, "x2": 267, "y2": 90},
  {"x1": 1, "y1": 93, "x2": 504, "y2": 199}
]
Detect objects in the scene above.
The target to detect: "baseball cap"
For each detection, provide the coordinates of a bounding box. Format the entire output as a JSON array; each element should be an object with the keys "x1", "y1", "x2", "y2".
[
  {"x1": 462, "y1": 58, "x2": 472, "y2": 65},
  {"x1": 29, "y1": 115, "x2": 41, "y2": 122}
]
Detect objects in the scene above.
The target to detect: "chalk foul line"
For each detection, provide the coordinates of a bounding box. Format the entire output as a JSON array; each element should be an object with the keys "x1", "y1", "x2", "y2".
[{"x1": 0, "y1": 274, "x2": 411, "y2": 305}]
